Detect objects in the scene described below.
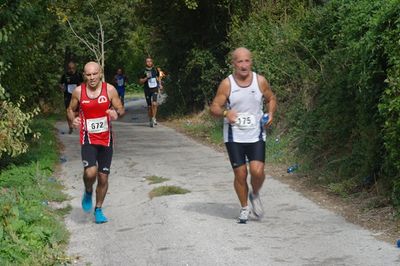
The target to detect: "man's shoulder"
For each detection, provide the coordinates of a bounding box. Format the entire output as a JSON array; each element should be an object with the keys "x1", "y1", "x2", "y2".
[
  {"x1": 218, "y1": 77, "x2": 231, "y2": 93},
  {"x1": 105, "y1": 82, "x2": 117, "y2": 89}
]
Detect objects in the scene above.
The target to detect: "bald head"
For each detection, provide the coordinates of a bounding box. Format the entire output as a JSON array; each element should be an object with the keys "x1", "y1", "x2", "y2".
[
  {"x1": 84, "y1": 61, "x2": 102, "y2": 73},
  {"x1": 84, "y1": 61, "x2": 103, "y2": 89},
  {"x1": 231, "y1": 47, "x2": 252, "y2": 63}
]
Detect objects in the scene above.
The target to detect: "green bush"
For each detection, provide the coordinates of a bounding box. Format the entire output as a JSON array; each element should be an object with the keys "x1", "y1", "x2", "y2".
[
  {"x1": 162, "y1": 48, "x2": 224, "y2": 114},
  {"x1": 0, "y1": 85, "x2": 40, "y2": 159}
]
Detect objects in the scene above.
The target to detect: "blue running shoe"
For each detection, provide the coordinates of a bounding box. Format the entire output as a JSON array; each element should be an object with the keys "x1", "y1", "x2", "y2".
[
  {"x1": 94, "y1": 208, "x2": 108, "y2": 224},
  {"x1": 81, "y1": 191, "x2": 93, "y2": 213}
]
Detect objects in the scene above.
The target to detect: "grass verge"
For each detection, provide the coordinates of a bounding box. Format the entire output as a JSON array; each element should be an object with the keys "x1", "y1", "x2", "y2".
[
  {"x1": 145, "y1": 175, "x2": 170, "y2": 185},
  {"x1": 0, "y1": 115, "x2": 71, "y2": 265},
  {"x1": 149, "y1": 186, "x2": 190, "y2": 199}
]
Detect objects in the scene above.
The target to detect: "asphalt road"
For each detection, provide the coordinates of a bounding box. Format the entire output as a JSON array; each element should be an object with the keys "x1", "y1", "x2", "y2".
[{"x1": 57, "y1": 97, "x2": 400, "y2": 266}]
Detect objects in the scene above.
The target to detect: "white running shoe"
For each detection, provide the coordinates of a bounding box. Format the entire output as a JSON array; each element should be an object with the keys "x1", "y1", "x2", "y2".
[
  {"x1": 249, "y1": 192, "x2": 264, "y2": 219},
  {"x1": 153, "y1": 117, "x2": 157, "y2": 125},
  {"x1": 238, "y1": 206, "x2": 250, "y2": 224},
  {"x1": 149, "y1": 118, "x2": 154, "y2": 128}
]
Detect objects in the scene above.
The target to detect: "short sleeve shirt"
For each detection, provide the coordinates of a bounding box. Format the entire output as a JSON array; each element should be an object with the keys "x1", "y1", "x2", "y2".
[
  {"x1": 60, "y1": 72, "x2": 84, "y2": 95},
  {"x1": 139, "y1": 67, "x2": 159, "y2": 91}
]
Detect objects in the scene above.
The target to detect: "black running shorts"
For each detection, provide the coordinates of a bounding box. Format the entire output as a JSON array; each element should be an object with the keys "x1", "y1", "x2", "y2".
[
  {"x1": 81, "y1": 144, "x2": 113, "y2": 174},
  {"x1": 145, "y1": 89, "x2": 158, "y2": 107},
  {"x1": 225, "y1": 140, "x2": 265, "y2": 168}
]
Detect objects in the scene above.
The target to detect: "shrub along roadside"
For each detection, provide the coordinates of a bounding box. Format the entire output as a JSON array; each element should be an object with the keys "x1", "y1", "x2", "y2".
[{"x1": 0, "y1": 115, "x2": 70, "y2": 265}]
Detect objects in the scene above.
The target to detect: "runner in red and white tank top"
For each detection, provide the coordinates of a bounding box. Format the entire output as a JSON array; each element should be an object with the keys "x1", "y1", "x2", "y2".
[
  {"x1": 79, "y1": 82, "x2": 112, "y2": 146},
  {"x1": 67, "y1": 61, "x2": 125, "y2": 224}
]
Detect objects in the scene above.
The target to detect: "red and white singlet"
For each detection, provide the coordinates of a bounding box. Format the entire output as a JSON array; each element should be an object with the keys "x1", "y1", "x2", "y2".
[{"x1": 79, "y1": 82, "x2": 112, "y2": 146}]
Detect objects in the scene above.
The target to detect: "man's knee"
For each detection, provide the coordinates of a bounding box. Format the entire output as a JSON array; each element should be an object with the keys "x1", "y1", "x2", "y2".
[
  {"x1": 97, "y1": 172, "x2": 109, "y2": 185},
  {"x1": 250, "y1": 165, "x2": 265, "y2": 178},
  {"x1": 234, "y1": 166, "x2": 247, "y2": 181},
  {"x1": 84, "y1": 166, "x2": 97, "y2": 179},
  {"x1": 249, "y1": 159, "x2": 264, "y2": 172}
]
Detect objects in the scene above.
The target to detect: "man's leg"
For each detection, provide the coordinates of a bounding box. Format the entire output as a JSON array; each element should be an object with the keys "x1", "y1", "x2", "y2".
[
  {"x1": 93, "y1": 145, "x2": 112, "y2": 223},
  {"x1": 81, "y1": 166, "x2": 97, "y2": 212},
  {"x1": 64, "y1": 94, "x2": 73, "y2": 134},
  {"x1": 152, "y1": 101, "x2": 158, "y2": 123},
  {"x1": 145, "y1": 92, "x2": 154, "y2": 127},
  {"x1": 249, "y1": 161, "x2": 265, "y2": 195},
  {"x1": 66, "y1": 112, "x2": 73, "y2": 134},
  {"x1": 249, "y1": 161, "x2": 265, "y2": 218},
  {"x1": 118, "y1": 92, "x2": 124, "y2": 106},
  {"x1": 148, "y1": 106, "x2": 154, "y2": 127},
  {"x1": 247, "y1": 140, "x2": 266, "y2": 218},
  {"x1": 233, "y1": 165, "x2": 249, "y2": 207},
  {"x1": 83, "y1": 166, "x2": 97, "y2": 193},
  {"x1": 233, "y1": 165, "x2": 251, "y2": 223},
  {"x1": 93, "y1": 172, "x2": 109, "y2": 223},
  {"x1": 226, "y1": 142, "x2": 250, "y2": 223},
  {"x1": 95, "y1": 172, "x2": 109, "y2": 208},
  {"x1": 151, "y1": 92, "x2": 158, "y2": 124}
]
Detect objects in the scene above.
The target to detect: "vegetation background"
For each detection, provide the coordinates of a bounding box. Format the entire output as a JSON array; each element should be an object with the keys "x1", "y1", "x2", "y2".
[{"x1": 1, "y1": 0, "x2": 399, "y2": 263}]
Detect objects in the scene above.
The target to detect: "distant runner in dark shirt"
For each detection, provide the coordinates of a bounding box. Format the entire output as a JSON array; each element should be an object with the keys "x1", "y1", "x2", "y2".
[
  {"x1": 138, "y1": 57, "x2": 162, "y2": 127},
  {"x1": 59, "y1": 61, "x2": 83, "y2": 134}
]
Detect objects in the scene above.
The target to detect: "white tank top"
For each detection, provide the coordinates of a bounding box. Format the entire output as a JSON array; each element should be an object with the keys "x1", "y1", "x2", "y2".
[
  {"x1": 223, "y1": 72, "x2": 265, "y2": 143},
  {"x1": 224, "y1": 72, "x2": 265, "y2": 143}
]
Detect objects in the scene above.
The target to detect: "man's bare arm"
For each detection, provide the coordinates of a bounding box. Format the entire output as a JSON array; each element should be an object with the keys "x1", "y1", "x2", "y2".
[
  {"x1": 210, "y1": 78, "x2": 237, "y2": 123},
  {"x1": 139, "y1": 76, "x2": 148, "y2": 85},
  {"x1": 258, "y1": 75, "x2": 277, "y2": 126},
  {"x1": 106, "y1": 84, "x2": 125, "y2": 120}
]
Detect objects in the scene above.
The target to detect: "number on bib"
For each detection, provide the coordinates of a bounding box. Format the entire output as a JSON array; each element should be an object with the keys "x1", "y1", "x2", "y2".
[
  {"x1": 86, "y1": 116, "x2": 108, "y2": 133},
  {"x1": 148, "y1": 77, "x2": 158, "y2": 88},
  {"x1": 234, "y1": 113, "x2": 256, "y2": 129},
  {"x1": 67, "y1": 84, "x2": 77, "y2": 94}
]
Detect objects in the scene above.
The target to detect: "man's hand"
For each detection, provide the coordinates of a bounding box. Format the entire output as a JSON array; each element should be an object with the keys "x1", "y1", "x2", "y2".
[
  {"x1": 106, "y1": 109, "x2": 119, "y2": 121},
  {"x1": 73, "y1": 117, "x2": 81, "y2": 128},
  {"x1": 225, "y1": 109, "x2": 237, "y2": 124}
]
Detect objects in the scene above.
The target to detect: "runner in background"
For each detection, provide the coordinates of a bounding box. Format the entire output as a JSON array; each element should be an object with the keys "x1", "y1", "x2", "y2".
[
  {"x1": 113, "y1": 68, "x2": 128, "y2": 106},
  {"x1": 59, "y1": 61, "x2": 83, "y2": 134},
  {"x1": 139, "y1": 57, "x2": 162, "y2": 127}
]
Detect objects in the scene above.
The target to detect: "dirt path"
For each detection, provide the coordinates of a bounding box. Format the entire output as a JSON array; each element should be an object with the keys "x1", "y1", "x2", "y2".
[{"x1": 57, "y1": 98, "x2": 399, "y2": 265}]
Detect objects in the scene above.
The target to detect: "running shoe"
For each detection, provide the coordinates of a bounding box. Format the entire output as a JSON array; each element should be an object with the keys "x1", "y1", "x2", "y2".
[
  {"x1": 238, "y1": 206, "x2": 250, "y2": 224},
  {"x1": 249, "y1": 192, "x2": 264, "y2": 219},
  {"x1": 68, "y1": 127, "x2": 73, "y2": 134},
  {"x1": 81, "y1": 191, "x2": 93, "y2": 213},
  {"x1": 149, "y1": 118, "x2": 154, "y2": 127},
  {"x1": 94, "y1": 207, "x2": 108, "y2": 224},
  {"x1": 153, "y1": 117, "x2": 157, "y2": 125}
]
